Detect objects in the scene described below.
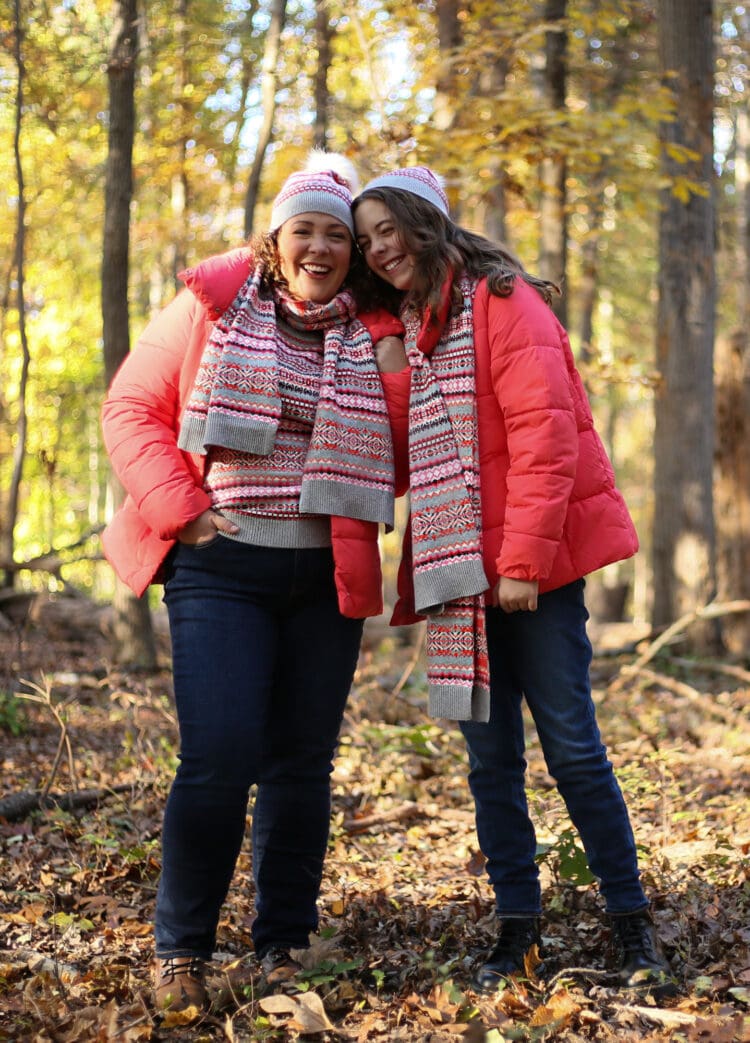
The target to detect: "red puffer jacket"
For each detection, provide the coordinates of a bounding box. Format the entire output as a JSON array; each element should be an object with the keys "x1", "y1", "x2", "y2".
[
  {"x1": 101, "y1": 248, "x2": 403, "y2": 618},
  {"x1": 379, "y1": 276, "x2": 639, "y2": 622}
]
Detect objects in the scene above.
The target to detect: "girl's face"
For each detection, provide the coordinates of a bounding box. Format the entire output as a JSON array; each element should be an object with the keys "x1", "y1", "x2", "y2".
[
  {"x1": 276, "y1": 212, "x2": 352, "y2": 303},
  {"x1": 354, "y1": 199, "x2": 416, "y2": 292}
]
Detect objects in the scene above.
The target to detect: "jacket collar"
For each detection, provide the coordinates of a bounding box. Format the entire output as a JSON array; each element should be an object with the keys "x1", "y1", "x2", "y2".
[
  {"x1": 179, "y1": 247, "x2": 254, "y2": 320},
  {"x1": 415, "y1": 271, "x2": 453, "y2": 356}
]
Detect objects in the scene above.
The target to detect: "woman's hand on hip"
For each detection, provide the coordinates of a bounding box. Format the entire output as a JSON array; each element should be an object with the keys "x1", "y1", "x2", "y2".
[
  {"x1": 178, "y1": 509, "x2": 239, "y2": 546},
  {"x1": 374, "y1": 335, "x2": 408, "y2": 373},
  {"x1": 492, "y1": 576, "x2": 539, "y2": 613}
]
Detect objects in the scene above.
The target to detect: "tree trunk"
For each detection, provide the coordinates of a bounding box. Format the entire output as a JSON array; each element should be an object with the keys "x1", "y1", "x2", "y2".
[
  {"x1": 434, "y1": 0, "x2": 460, "y2": 134},
  {"x1": 243, "y1": 0, "x2": 288, "y2": 237},
  {"x1": 715, "y1": 104, "x2": 750, "y2": 651},
  {"x1": 576, "y1": 194, "x2": 602, "y2": 367},
  {"x1": 652, "y1": 0, "x2": 717, "y2": 645},
  {"x1": 577, "y1": 22, "x2": 630, "y2": 365},
  {"x1": 102, "y1": 0, "x2": 156, "y2": 669},
  {"x1": 539, "y1": 0, "x2": 568, "y2": 326},
  {"x1": 714, "y1": 331, "x2": 750, "y2": 653},
  {"x1": 3, "y1": 0, "x2": 30, "y2": 590},
  {"x1": 313, "y1": 0, "x2": 332, "y2": 149},
  {"x1": 434, "y1": 0, "x2": 461, "y2": 217},
  {"x1": 226, "y1": 1, "x2": 261, "y2": 186},
  {"x1": 102, "y1": 3, "x2": 136, "y2": 388},
  {"x1": 734, "y1": 105, "x2": 749, "y2": 329},
  {"x1": 476, "y1": 14, "x2": 508, "y2": 244},
  {"x1": 171, "y1": 0, "x2": 190, "y2": 286}
]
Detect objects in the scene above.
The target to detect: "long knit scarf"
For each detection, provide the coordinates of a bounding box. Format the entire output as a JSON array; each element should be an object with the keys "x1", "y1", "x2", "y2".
[
  {"x1": 178, "y1": 264, "x2": 395, "y2": 527},
  {"x1": 404, "y1": 275, "x2": 490, "y2": 722}
]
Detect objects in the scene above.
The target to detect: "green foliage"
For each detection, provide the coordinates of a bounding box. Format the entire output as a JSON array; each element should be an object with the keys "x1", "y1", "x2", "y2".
[
  {"x1": 0, "y1": 0, "x2": 740, "y2": 608},
  {"x1": 0, "y1": 692, "x2": 28, "y2": 736},
  {"x1": 369, "y1": 967, "x2": 385, "y2": 989},
  {"x1": 361, "y1": 720, "x2": 443, "y2": 758},
  {"x1": 47, "y1": 911, "x2": 95, "y2": 933},
  {"x1": 536, "y1": 827, "x2": 596, "y2": 888},
  {"x1": 296, "y1": 956, "x2": 363, "y2": 988}
]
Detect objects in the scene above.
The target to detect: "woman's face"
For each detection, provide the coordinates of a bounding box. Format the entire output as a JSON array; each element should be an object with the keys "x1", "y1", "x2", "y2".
[
  {"x1": 354, "y1": 198, "x2": 416, "y2": 292},
  {"x1": 276, "y1": 212, "x2": 352, "y2": 303}
]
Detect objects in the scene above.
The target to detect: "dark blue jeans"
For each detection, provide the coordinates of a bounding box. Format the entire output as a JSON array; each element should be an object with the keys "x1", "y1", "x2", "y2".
[
  {"x1": 460, "y1": 580, "x2": 647, "y2": 918},
  {"x1": 155, "y1": 538, "x2": 364, "y2": 960}
]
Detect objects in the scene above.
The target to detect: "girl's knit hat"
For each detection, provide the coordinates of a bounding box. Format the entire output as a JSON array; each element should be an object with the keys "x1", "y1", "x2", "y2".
[
  {"x1": 269, "y1": 151, "x2": 360, "y2": 235},
  {"x1": 359, "y1": 166, "x2": 450, "y2": 216}
]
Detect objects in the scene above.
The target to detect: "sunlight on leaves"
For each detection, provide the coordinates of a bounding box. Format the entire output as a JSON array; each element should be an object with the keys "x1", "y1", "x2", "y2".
[
  {"x1": 160, "y1": 1002, "x2": 203, "y2": 1027},
  {"x1": 259, "y1": 991, "x2": 336, "y2": 1034}
]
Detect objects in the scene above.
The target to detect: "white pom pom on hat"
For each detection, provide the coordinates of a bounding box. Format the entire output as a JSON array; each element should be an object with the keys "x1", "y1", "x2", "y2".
[
  {"x1": 303, "y1": 149, "x2": 360, "y2": 195},
  {"x1": 359, "y1": 166, "x2": 450, "y2": 217},
  {"x1": 269, "y1": 151, "x2": 360, "y2": 234}
]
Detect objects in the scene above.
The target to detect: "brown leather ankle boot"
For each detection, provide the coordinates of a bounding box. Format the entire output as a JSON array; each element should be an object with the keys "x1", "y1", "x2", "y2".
[{"x1": 154, "y1": 955, "x2": 207, "y2": 1012}]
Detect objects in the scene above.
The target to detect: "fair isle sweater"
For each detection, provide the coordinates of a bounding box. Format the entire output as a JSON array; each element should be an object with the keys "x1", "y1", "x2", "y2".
[{"x1": 204, "y1": 315, "x2": 331, "y2": 548}]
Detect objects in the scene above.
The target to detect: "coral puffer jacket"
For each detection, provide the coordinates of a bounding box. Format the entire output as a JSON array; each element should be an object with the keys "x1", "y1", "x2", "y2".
[
  {"x1": 101, "y1": 248, "x2": 396, "y2": 619},
  {"x1": 383, "y1": 276, "x2": 639, "y2": 622}
]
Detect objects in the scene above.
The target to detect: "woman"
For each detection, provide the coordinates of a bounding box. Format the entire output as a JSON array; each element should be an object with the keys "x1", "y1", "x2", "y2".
[
  {"x1": 101, "y1": 155, "x2": 401, "y2": 1012},
  {"x1": 353, "y1": 168, "x2": 676, "y2": 996}
]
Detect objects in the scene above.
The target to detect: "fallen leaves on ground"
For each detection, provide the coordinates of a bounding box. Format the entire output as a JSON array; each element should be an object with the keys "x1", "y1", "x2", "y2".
[{"x1": 0, "y1": 621, "x2": 749, "y2": 1041}]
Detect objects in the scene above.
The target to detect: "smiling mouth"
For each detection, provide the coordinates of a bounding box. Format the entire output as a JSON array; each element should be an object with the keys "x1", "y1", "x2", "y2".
[
  {"x1": 301, "y1": 264, "x2": 332, "y2": 277},
  {"x1": 382, "y1": 256, "x2": 406, "y2": 273}
]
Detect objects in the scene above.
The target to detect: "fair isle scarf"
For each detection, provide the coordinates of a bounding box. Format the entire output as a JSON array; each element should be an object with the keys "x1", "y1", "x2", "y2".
[
  {"x1": 178, "y1": 263, "x2": 395, "y2": 527},
  {"x1": 404, "y1": 274, "x2": 490, "y2": 722}
]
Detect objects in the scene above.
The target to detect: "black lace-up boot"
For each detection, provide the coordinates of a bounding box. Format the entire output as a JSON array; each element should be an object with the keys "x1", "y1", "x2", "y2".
[
  {"x1": 473, "y1": 917, "x2": 542, "y2": 992},
  {"x1": 610, "y1": 909, "x2": 677, "y2": 997}
]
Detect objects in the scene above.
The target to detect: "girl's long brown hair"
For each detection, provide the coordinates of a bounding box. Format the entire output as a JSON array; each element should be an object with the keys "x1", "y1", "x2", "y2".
[{"x1": 352, "y1": 188, "x2": 559, "y2": 320}]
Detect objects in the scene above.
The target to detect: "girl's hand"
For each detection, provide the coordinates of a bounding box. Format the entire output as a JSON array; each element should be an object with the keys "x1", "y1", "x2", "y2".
[
  {"x1": 178, "y1": 509, "x2": 239, "y2": 546},
  {"x1": 492, "y1": 576, "x2": 539, "y2": 613},
  {"x1": 374, "y1": 335, "x2": 408, "y2": 373}
]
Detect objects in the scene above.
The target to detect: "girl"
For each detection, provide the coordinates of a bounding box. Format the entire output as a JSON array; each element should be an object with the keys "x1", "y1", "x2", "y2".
[
  {"x1": 353, "y1": 167, "x2": 675, "y2": 996},
  {"x1": 102, "y1": 155, "x2": 401, "y2": 1012}
]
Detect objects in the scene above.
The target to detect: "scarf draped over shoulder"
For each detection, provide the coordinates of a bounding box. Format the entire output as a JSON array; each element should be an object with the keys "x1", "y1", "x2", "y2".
[
  {"x1": 403, "y1": 274, "x2": 491, "y2": 722},
  {"x1": 178, "y1": 261, "x2": 395, "y2": 528}
]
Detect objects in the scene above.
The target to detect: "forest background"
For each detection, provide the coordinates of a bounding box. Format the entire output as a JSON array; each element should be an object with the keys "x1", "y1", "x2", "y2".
[
  {"x1": 1, "y1": 2, "x2": 749, "y2": 1042},
  {"x1": 2, "y1": 0, "x2": 750, "y2": 654}
]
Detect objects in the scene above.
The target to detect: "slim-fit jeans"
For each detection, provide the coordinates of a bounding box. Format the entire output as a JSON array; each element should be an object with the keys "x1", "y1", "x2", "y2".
[
  {"x1": 460, "y1": 579, "x2": 647, "y2": 918},
  {"x1": 155, "y1": 537, "x2": 364, "y2": 960}
]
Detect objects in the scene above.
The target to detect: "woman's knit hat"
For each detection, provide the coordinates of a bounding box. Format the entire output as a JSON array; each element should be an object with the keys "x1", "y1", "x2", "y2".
[
  {"x1": 269, "y1": 151, "x2": 360, "y2": 235},
  {"x1": 359, "y1": 166, "x2": 450, "y2": 217}
]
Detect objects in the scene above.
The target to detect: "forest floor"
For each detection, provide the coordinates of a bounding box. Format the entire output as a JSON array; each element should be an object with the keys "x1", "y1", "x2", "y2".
[{"x1": 0, "y1": 604, "x2": 749, "y2": 1042}]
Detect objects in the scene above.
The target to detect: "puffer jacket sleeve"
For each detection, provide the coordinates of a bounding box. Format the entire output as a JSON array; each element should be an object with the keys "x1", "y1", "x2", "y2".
[
  {"x1": 101, "y1": 291, "x2": 212, "y2": 541},
  {"x1": 357, "y1": 309, "x2": 411, "y2": 498},
  {"x1": 378, "y1": 369, "x2": 411, "y2": 497},
  {"x1": 483, "y1": 281, "x2": 579, "y2": 581}
]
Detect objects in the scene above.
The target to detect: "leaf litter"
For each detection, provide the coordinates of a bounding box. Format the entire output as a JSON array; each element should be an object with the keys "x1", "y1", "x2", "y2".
[{"x1": 0, "y1": 617, "x2": 748, "y2": 1042}]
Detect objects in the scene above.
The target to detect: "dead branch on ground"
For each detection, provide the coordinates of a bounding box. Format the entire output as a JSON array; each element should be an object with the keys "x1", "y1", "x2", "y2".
[
  {"x1": 637, "y1": 667, "x2": 744, "y2": 725},
  {"x1": 16, "y1": 675, "x2": 78, "y2": 798},
  {"x1": 608, "y1": 599, "x2": 750, "y2": 694},
  {"x1": 0, "y1": 784, "x2": 136, "y2": 822},
  {"x1": 343, "y1": 801, "x2": 421, "y2": 833}
]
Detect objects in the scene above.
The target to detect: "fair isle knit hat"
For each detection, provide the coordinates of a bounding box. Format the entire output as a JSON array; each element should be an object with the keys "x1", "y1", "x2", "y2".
[
  {"x1": 269, "y1": 150, "x2": 360, "y2": 235},
  {"x1": 360, "y1": 166, "x2": 450, "y2": 217}
]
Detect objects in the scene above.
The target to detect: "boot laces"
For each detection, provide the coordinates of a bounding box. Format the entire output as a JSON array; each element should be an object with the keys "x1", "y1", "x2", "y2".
[
  {"x1": 159, "y1": 955, "x2": 204, "y2": 984},
  {"x1": 615, "y1": 915, "x2": 658, "y2": 960},
  {"x1": 489, "y1": 919, "x2": 538, "y2": 962},
  {"x1": 263, "y1": 947, "x2": 293, "y2": 970}
]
